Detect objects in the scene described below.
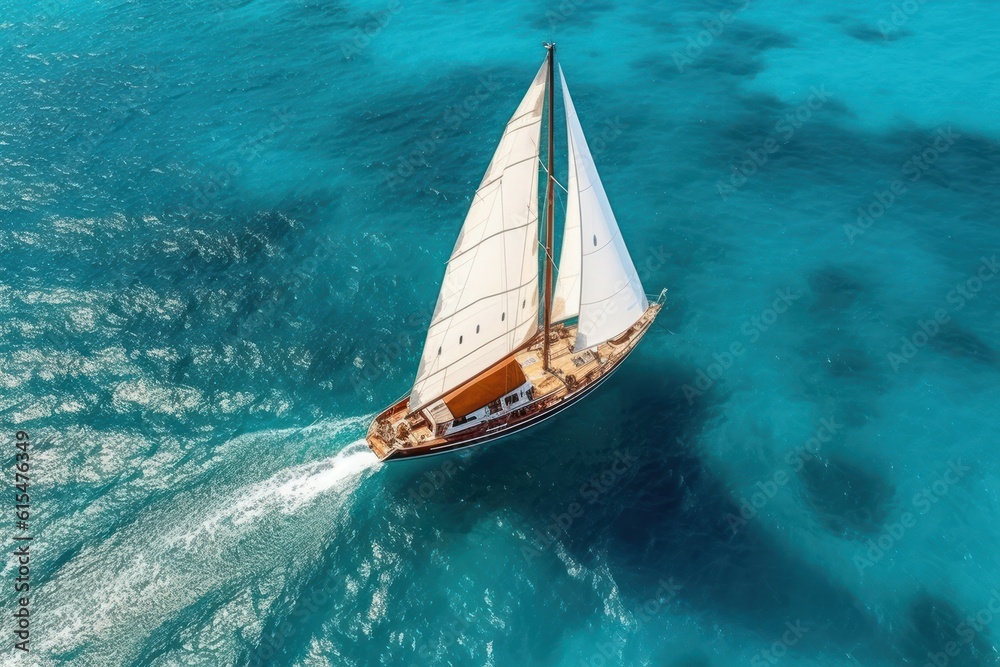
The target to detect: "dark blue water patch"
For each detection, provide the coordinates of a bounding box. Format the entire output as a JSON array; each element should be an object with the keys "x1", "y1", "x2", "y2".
[
  {"x1": 885, "y1": 313, "x2": 997, "y2": 380},
  {"x1": 945, "y1": 131, "x2": 1000, "y2": 190},
  {"x1": 370, "y1": 361, "x2": 712, "y2": 662},
  {"x1": 898, "y1": 592, "x2": 995, "y2": 667},
  {"x1": 334, "y1": 62, "x2": 538, "y2": 202},
  {"x1": 646, "y1": 280, "x2": 720, "y2": 336},
  {"x1": 848, "y1": 124, "x2": 993, "y2": 206},
  {"x1": 531, "y1": 360, "x2": 893, "y2": 662},
  {"x1": 708, "y1": 102, "x2": 856, "y2": 188},
  {"x1": 824, "y1": 345, "x2": 876, "y2": 379},
  {"x1": 808, "y1": 266, "x2": 867, "y2": 314},
  {"x1": 0, "y1": 53, "x2": 168, "y2": 148},
  {"x1": 842, "y1": 23, "x2": 912, "y2": 44},
  {"x1": 41, "y1": 543, "x2": 86, "y2": 592},
  {"x1": 288, "y1": 0, "x2": 351, "y2": 22},
  {"x1": 623, "y1": 11, "x2": 685, "y2": 36},
  {"x1": 653, "y1": 292, "x2": 688, "y2": 337},
  {"x1": 836, "y1": 398, "x2": 881, "y2": 430},
  {"x1": 636, "y1": 13, "x2": 797, "y2": 78},
  {"x1": 21, "y1": 207, "x2": 305, "y2": 302},
  {"x1": 689, "y1": 47, "x2": 765, "y2": 78},
  {"x1": 699, "y1": 116, "x2": 996, "y2": 234},
  {"x1": 628, "y1": 53, "x2": 676, "y2": 82},
  {"x1": 891, "y1": 128, "x2": 1000, "y2": 202},
  {"x1": 778, "y1": 264, "x2": 891, "y2": 425},
  {"x1": 797, "y1": 266, "x2": 887, "y2": 390},
  {"x1": 820, "y1": 11, "x2": 912, "y2": 44},
  {"x1": 930, "y1": 322, "x2": 996, "y2": 366},
  {"x1": 725, "y1": 22, "x2": 798, "y2": 52},
  {"x1": 787, "y1": 335, "x2": 890, "y2": 427},
  {"x1": 716, "y1": 92, "x2": 790, "y2": 140},
  {"x1": 379, "y1": 402, "x2": 641, "y2": 539},
  {"x1": 529, "y1": 0, "x2": 616, "y2": 31},
  {"x1": 906, "y1": 132, "x2": 1000, "y2": 246},
  {"x1": 675, "y1": 22, "x2": 797, "y2": 79},
  {"x1": 798, "y1": 454, "x2": 896, "y2": 537}
]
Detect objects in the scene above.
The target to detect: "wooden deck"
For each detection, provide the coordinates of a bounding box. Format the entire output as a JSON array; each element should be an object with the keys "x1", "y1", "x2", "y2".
[{"x1": 366, "y1": 299, "x2": 663, "y2": 461}]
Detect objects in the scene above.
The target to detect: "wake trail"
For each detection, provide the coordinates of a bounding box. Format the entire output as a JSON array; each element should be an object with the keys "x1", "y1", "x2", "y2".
[
  {"x1": 26, "y1": 417, "x2": 381, "y2": 667},
  {"x1": 172, "y1": 438, "x2": 378, "y2": 548}
]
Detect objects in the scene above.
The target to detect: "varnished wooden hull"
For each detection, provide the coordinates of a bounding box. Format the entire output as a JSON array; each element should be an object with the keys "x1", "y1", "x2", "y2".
[{"x1": 366, "y1": 298, "x2": 663, "y2": 461}]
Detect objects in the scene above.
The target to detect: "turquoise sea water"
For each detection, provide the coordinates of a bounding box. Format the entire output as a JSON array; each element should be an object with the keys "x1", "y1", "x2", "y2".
[{"x1": 1, "y1": 0, "x2": 999, "y2": 665}]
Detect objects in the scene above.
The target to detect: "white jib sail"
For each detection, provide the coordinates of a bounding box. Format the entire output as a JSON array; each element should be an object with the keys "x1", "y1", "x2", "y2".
[
  {"x1": 550, "y1": 68, "x2": 582, "y2": 324},
  {"x1": 559, "y1": 66, "x2": 648, "y2": 351},
  {"x1": 409, "y1": 61, "x2": 548, "y2": 411}
]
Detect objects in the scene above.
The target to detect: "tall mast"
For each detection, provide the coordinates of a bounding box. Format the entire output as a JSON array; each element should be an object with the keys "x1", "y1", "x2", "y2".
[{"x1": 542, "y1": 42, "x2": 556, "y2": 371}]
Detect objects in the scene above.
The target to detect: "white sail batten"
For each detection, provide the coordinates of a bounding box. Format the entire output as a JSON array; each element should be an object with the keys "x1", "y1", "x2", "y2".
[
  {"x1": 550, "y1": 68, "x2": 582, "y2": 323},
  {"x1": 409, "y1": 62, "x2": 548, "y2": 411},
  {"x1": 559, "y1": 67, "x2": 649, "y2": 351}
]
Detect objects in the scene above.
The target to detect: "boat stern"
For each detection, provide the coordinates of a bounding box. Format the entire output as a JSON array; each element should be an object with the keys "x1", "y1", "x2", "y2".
[
  {"x1": 365, "y1": 428, "x2": 395, "y2": 461},
  {"x1": 365, "y1": 395, "x2": 437, "y2": 461}
]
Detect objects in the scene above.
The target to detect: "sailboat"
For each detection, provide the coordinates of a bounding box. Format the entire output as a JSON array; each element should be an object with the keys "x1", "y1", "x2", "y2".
[{"x1": 366, "y1": 45, "x2": 665, "y2": 461}]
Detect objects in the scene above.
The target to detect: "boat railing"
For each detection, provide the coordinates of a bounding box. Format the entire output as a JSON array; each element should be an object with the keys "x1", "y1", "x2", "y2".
[{"x1": 648, "y1": 287, "x2": 668, "y2": 306}]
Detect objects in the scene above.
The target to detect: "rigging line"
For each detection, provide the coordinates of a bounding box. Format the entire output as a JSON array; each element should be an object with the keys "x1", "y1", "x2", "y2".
[
  {"x1": 537, "y1": 158, "x2": 569, "y2": 193},
  {"x1": 537, "y1": 238, "x2": 556, "y2": 265},
  {"x1": 653, "y1": 320, "x2": 676, "y2": 335}
]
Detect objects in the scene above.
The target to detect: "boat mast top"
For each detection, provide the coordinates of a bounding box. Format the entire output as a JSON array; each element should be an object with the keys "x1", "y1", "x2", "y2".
[{"x1": 542, "y1": 42, "x2": 556, "y2": 372}]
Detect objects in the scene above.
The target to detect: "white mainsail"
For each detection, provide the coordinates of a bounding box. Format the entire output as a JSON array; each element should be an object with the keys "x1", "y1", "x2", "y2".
[
  {"x1": 559, "y1": 66, "x2": 648, "y2": 351},
  {"x1": 409, "y1": 62, "x2": 548, "y2": 411}
]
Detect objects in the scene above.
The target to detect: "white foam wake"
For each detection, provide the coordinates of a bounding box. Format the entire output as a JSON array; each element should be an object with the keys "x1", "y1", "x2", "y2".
[
  {"x1": 27, "y1": 420, "x2": 381, "y2": 667},
  {"x1": 170, "y1": 439, "x2": 377, "y2": 549}
]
